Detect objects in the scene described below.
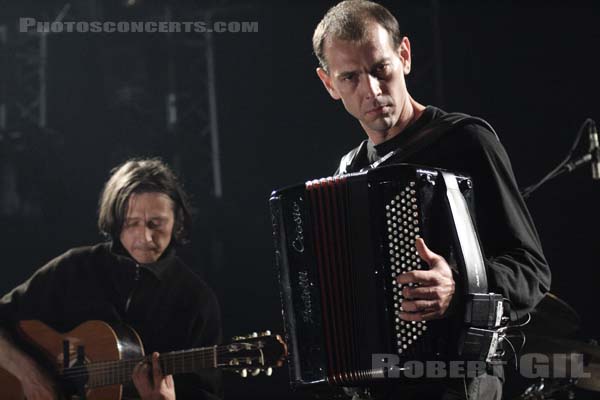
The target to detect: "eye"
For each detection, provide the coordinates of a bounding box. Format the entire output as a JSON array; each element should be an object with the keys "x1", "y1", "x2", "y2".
[
  {"x1": 148, "y1": 219, "x2": 165, "y2": 230},
  {"x1": 374, "y1": 63, "x2": 391, "y2": 78},
  {"x1": 124, "y1": 220, "x2": 139, "y2": 228},
  {"x1": 340, "y1": 73, "x2": 356, "y2": 82}
]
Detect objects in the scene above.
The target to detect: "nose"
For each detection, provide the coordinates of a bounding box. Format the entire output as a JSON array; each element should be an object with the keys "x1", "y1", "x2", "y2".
[
  {"x1": 360, "y1": 74, "x2": 382, "y2": 99},
  {"x1": 143, "y1": 226, "x2": 153, "y2": 243}
]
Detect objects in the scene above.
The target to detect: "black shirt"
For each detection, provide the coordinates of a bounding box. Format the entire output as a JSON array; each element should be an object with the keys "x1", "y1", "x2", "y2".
[
  {"x1": 0, "y1": 241, "x2": 222, "y2": 399},
  {"x1": 338, "y1": 106, "x2": 551, "y2": 319}
]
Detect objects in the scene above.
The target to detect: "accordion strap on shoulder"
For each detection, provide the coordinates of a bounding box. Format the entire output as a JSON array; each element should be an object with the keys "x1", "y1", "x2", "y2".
[
  {"x1": 364, "y1": 113, "x2": 500, "y2": 171},
  {"x1": 439, "y1": 171, "x2": 489, "y2": 295},
  {"x1": 337, "y1": 140, "x2": 368, "y2": 175}
]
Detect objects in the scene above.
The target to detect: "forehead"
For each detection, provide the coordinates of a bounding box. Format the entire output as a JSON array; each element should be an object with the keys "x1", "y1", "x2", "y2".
[
  {"x1": 323, "y1": 23, "x2": 397, "y2": 72},
  {"x1": 125, "y1": 192, "x2": 174, "y2": 217}
]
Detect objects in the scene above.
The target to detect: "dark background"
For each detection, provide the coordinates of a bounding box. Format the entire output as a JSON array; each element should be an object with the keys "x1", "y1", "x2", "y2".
[{"x1": 1, "y1": 1, "x2": 599, "y2": 399}]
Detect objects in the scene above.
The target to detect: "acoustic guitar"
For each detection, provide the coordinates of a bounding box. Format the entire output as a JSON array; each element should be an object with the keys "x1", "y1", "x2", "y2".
[{"x1": 0, "y1": 320, "x2": 287, "y2": 399}]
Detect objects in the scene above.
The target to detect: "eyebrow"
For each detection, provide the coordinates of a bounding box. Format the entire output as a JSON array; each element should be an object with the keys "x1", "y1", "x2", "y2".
[
  {"x1": 370, "y1": 57, "x2": 393, "y2": 69},
  {"x1": 335, "y1": 70, "x2": 357, "y2": 80},
  {"x1": 124, "y1": 216, "x2": 169, "y2": 222},
  {"x1": 335, "y1": 57, "x2": 393, "y2": 79}
]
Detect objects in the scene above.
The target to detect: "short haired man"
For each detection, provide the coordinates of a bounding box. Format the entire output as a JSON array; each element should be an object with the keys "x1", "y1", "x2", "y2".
[
  {"x1": 313, "y1": 1, "x2": 550, "y2": 399},
  {"x1": 0, "y1": 158, "x2": 222, "y2": 400}
]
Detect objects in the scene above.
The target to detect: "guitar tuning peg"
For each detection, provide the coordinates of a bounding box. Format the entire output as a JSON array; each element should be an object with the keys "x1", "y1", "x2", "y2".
[
  {"x1": 251, "y1": 332, "x2": 258, "y2": 338},
  {"x1": 261, "y1": 330, "x2": 271, "y2": 336},
  {"x1": 240, "y1": 368, "x2": 248, "y2": 378},
  {"x1": 266, "y1": 367, "x2": 273, "y2": 376},
  {"x1": 251, "y1": 368, "x2": 261, "y2": 376}
]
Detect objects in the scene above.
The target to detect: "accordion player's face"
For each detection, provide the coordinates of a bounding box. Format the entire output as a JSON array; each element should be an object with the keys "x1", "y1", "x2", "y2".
[{"x1": 316, "y1": 23, "x2": 414, "y2": 142}]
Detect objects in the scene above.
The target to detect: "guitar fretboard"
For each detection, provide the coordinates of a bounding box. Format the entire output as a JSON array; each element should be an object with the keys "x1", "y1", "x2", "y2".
[{"x1": 64, "y1": 347, "x2": 218, "y2": 388}]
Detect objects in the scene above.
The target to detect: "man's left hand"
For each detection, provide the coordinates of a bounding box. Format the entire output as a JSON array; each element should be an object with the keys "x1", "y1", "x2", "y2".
[
  {"x1": 132, "y1": 352, "x2": 176, "y2": 400},
  {"x1": 396, "y1": 237, "x2": 455, "y2": 321}
]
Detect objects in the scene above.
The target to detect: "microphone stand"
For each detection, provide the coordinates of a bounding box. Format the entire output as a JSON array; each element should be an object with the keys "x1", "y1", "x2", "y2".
[{"x1": 521, "y1": 119, "x2": 597, "y2": 199}]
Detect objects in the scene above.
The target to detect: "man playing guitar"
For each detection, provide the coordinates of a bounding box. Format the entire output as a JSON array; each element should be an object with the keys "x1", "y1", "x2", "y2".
[{"x1": 0, "y1": 158, "x2": 223, "y2": 400}]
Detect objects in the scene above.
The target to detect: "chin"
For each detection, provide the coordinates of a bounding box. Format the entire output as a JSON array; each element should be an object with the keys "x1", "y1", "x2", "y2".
[
  {"x1": 133, "y1": 252, "x2": 159, "y2": 264},
  {"x1": 369, "y1": 120, "x2": 394, "y2": 132}
]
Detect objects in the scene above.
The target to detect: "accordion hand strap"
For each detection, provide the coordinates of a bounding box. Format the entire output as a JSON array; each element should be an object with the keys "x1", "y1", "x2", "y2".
[{"x1": 440, "y1": 171, "x2": 488, "y2": 295}]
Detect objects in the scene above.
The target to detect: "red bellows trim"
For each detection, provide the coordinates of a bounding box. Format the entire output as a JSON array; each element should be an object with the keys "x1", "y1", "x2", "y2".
[{"x1": 307, "y1": 175, "x2": 359, "y2": 384}]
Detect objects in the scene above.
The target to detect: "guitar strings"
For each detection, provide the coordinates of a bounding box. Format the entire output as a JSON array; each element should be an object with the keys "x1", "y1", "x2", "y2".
[
  {"x1": 60, "y1": 349, "x2": 261, "y2": 382},
  {"x1": 58, "y1": 338, "x2": 278, "y2": 382},
  {"x1": 62, "y1": 349, "x2": 240, "y2": 376},
  {"x1": 63, "y1": 361, "x2": 245, "y2": 384}
]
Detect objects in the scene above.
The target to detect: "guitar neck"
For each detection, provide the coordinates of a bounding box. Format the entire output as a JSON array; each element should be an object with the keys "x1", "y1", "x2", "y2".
[{"x1": 85, "y1": 346, "x2": 218, "y2": 388}]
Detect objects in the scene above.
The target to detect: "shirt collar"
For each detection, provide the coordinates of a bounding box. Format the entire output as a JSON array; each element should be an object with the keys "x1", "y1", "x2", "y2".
[{"x1": 108, "y1": 240, "x2": 174, "y2": 281}]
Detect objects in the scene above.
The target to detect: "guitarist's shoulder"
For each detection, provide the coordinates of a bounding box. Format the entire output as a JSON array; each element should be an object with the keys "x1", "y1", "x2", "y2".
[
  {"x1": 57, "y1": 243, "x2": 106, "y2": 261},
  {"x1": 39, "y1": 243, "x2": 108, "y2": 275}
]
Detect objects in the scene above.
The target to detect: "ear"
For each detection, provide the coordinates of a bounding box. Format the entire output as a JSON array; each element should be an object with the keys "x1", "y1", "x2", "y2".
[
  {"x1": 316, "y1": 67, "x2": 341, "y2": 100},
  {"x1": 397, "y1": 36, "x2": 412, "y2": 75}
]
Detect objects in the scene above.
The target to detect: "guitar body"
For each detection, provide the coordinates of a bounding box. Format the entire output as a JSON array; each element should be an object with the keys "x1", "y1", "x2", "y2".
[{"x1": 3, "y1": 320, "x2": 144, "y2": 400}]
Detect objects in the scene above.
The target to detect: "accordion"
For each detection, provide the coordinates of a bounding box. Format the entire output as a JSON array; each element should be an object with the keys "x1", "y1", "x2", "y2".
[{"x1": 270, "y1": 164, "x2": 504, "y2": 388}]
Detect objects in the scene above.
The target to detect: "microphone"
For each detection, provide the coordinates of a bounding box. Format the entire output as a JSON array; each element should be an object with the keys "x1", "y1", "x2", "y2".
[{"x1": 590, "y1": 121, "x2": 600, "y2": 180}]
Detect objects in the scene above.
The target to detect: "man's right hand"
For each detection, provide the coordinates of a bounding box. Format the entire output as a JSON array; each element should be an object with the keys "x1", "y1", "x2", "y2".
[
  {"x1": 0, "y1": 329, "x2": 58, "y2": 400},
  {"x1": 16, "y1": 357, "x2": 58, "y2": 400}
]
